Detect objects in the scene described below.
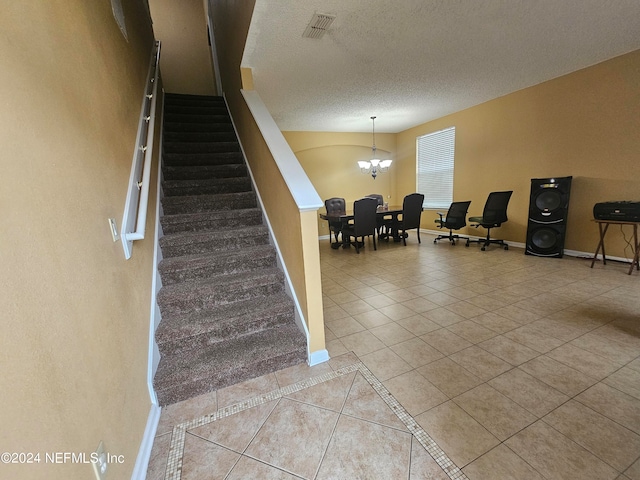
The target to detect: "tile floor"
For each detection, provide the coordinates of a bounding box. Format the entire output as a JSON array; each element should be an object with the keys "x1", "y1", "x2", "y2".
[{"x1": 147, "y1": 233, "x2": 640, "y2": 480}]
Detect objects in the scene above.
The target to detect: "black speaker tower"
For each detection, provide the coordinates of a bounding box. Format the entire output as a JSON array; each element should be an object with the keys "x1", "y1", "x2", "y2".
[{"x1": 525, "y1": 176, "x2": 572, "y2": 258}]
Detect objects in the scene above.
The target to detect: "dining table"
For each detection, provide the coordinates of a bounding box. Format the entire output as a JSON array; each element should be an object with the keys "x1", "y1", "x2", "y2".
[{"x1": 319, "y1": 205, "x2": 405, "y2": 248}]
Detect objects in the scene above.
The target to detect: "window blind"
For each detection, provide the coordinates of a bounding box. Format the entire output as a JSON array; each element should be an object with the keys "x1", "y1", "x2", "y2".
[{"x1": 417, "y1": 126, "x2": 455, "y2": 209}]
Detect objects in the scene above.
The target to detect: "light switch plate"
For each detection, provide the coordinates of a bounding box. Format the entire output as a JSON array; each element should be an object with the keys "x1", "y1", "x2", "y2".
[{"x1": 108, "y1": 218, "x2": 119, "y2": 242}]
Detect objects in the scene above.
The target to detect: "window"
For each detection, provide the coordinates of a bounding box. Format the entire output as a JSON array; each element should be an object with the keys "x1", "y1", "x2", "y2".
[{"x1": 416, "y1": 126, "x2": 455, "y2": 209}]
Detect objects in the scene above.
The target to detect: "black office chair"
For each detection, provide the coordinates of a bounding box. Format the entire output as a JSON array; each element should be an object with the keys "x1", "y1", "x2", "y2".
[
  {"x1": 324, "y1": 197, "x2": 346, "y2": 248},
  {"x1": 395, "y1": 193, "x2": 425, "y2": 246},
  {"x1": 434, "y1": 201, "x2": 471, "y2": 245},
  {"x1": 341, "y1": 197, "x2": 378, "y2": 253},
  {"x1": 366, "y1": 193, "x2": 393, "y2": 240},
  {"x1": 466, "y1": 191, "x2": 513, "y2": 251}
]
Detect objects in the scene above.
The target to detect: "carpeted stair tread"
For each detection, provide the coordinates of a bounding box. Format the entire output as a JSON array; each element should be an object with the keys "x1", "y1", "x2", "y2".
[
  {"x1": 154, "y1": 92, "x2": 307, "y2": 406},
  {"x1": 155, "y1": 292, "x2": 295, "y2": 354},
  {"x1": 163, "y1": 113, "x2": 232, "y2": 125},
  {"x1": 162, "y1": 176, "x2": 251, "y2": 196},
  {"x1": 164, "y1": 104, "x2": 229, "y2": 115},
  {"x1": 153, "y1": 324, "x2": 307, "y2": 405},
  {"x1": 162, "y1": 191, "x2": 257, "y2": 215},
  {"x1": 165, "y1": 93, "x2": 225, "y2": 104},
  {"x1": 163, "y1": 164, "x2": 247, "y2": 181},
  {"x1": 163, "y1": 151, "x2": 244, "y2": 167},
  {"x1": 158, "y1": 244, "x2": 277, "y2": 285},
  {"x1": 157, "y1": 266, "x2": 285, "y2": 315},
  {"x1": 163, "y1": 131, "x2": 237, "y2": 143},
  {"x1": 160, "y1": 208, "x2": 263, "y2": 235},
  {"x1": 159, "y1": 224, "x2": 269, "y2": 257}
]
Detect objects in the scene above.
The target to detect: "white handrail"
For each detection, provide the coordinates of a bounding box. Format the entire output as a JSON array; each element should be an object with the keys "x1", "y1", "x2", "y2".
[{"x1": 121, "y1": 41, "x2": 161, "y2": 259}]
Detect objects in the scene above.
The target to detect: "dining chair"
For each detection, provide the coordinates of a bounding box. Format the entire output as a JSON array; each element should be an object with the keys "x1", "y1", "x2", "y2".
[
  {"x1": 434, "y1": 201, "x2": 471, "y2": 245},
  {"x1": 395, "y1": 193, "x2": 425, "y2": 246},
  {"x1": 324, "y1": 197, "x2": 346, "y2": 246},
  {"x1": 340, "y1": 197, "x2": 378, "y2": 253},
  {"x1": 366, "y1": 193, "x2": 393, "y2": 240}
]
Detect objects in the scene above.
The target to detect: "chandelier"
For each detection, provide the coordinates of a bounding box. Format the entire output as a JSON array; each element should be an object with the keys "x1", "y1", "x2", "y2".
[{"x1": 358, "y1": 116, "x2": 392, "y2": 180}]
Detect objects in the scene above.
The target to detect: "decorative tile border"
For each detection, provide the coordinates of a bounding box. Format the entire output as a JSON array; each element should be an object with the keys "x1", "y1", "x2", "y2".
[{"x1": 163, "y1": 361, "x2": 467, "y2": 480}]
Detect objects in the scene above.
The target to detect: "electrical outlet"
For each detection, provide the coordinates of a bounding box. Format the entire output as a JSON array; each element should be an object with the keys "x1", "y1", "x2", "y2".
[
  {"x1": 108, "y1": 218, "x2": 119, "y2": 242},
  {"x1": 91, "y1": 441, "x2": 107, "y2": 480}
]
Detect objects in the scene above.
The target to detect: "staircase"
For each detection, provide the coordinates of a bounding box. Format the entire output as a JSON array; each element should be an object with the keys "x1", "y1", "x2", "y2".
[{"x1": 153, "y1": 93, "x2": 307, "y2": 406}]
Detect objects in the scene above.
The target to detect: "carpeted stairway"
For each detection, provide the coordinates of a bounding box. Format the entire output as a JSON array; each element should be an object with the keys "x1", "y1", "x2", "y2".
[{"x1": 153, "y1": 93, "x2": 307, "y2": 406}]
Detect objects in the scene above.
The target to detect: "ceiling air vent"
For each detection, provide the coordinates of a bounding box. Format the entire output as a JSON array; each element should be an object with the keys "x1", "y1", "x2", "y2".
[{"x1": 302, "y1": 13, "x2": 336, "y2": 39}]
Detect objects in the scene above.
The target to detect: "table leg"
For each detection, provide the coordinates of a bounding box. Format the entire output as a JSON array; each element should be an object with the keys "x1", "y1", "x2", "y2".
[
  {"x1": 591, "y1": 222, "x2": 609, "y2": 268},
  {"x1": 629, "y1": 224, "x2": 640, "y2": 275}
]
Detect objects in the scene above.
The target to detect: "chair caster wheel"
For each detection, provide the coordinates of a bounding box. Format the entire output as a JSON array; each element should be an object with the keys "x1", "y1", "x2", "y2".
[
  {"x1": 433, "y1": 239, "x2": 437, "y2": 244},
  {"x1": 465, "y1": 243, "x2": 469, "y2": 247},
  {"x1": 481, "y1": 247, "x2": 486, "y2": 251},
  {"x1": 504, "y1": 245, "x2": 509, "y2": 250}
]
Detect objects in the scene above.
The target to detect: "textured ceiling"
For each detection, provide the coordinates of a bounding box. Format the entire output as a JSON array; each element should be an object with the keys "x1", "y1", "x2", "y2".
[{"x1": 241, "y1": 0, "x2": 640, "y2": 133}]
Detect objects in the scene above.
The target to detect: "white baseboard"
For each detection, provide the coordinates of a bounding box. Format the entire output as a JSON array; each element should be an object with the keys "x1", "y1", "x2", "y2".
[
  {"x1": 322, "y1": 228, "x2": 632, "y2": 264},
  {"x1": 130, "y1": 403, "x2": 161, "y2": 480}
]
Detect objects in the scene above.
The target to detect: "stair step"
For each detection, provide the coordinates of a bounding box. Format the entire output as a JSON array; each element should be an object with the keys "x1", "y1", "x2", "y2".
[
  {"x1": 164, "y1": 141, "x2": 240, "y2": 154},
  {"x1": 159, "y1": 224, "x2": 270, "y2": 258},
  {"x1": 163, "y1": 151, "x2": 244, "y2": 167},
  {"x1": 155, "y1": 292, "x2": 295, "y2": 356},
  {"x1": 154, "y1": 92, "x2": 307, "y2": 406},
  {"x1": 163, "y1": 164, "x2": 247, "y2": 181},
  {"x1": 163, "y1": 113, "x2": 231, "y2": 125},
  {"x1": 162, "y1": 191, "x2": 257, "y2": 215},
  {"x1": 164, "y1": 104, "x2": 229, "y2": 116},
  {"x1": 162, "y1": 176, "x2": 251, "y2": 197},
  {"x1": 163, "y1": 131, "x2": 237, "y2": 143},
  {"x1": 160, "y1": 208, "x2": 263, "y2": 235},
  {"x1": 157, "y1": 267, "x2": 285, "y2": 316},
  {"x1": 163, "y1": 122, "x2": 232, "y2": 133},
  {"x1": 153, "y1": 323, "x2": 307, "y2": 406},
  {"x1": 159, "y1": 244, "x2": 277, "y2": 285},
  {"x1": 164, "y1": 93, "x2": 225, "y2": 105}
]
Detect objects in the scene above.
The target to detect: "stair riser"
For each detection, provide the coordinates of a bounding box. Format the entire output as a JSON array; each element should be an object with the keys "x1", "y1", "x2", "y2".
[
  {"x1": 160, "y1": 213, "x2": 263, "y2": 235},
  {"x1": 160, "y1": 234, "x2": 270, "y2": 258},
  {"x1": 158, "y1": 280, "x2": 285, "y2": 316},
  {"x1": 159, "y1": 253, "x2": 277, "y2": 286},
  {"x1": 162, "y1": 194, "x2": 257, "y2": 215},
  {"x1": 163, "y1": 165, "x2": 248, "y2": 181},
  {"x1": 157, "y1": 311, "x2": 294, "y2": 357},
  {"x1": 163, "y1": 152, "x2": 244, "y2": 167},
  {"x1": 155, "y1": 348, "x2": 307, "y2": 406}
]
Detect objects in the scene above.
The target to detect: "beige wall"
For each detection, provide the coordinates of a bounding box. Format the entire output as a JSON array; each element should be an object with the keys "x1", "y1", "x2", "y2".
[
  {"x1": 398, "y1": 49, "x2": 640, "y2": 257},
  {"x1": 209, "y1": 1, "x2": 326, "y2": 355},
  {"x1": 285, "y1": 50, "x2": 640, "y2": 259},
  {"x1": 0, "y1": 2, "x2": 159, "y2": 479},
  {"x1": 149, "y1": 0, "x2": 216, "y2": 95},
  {"x1": 284, "y1": 131, "x2": 397, "y2": 238}
]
